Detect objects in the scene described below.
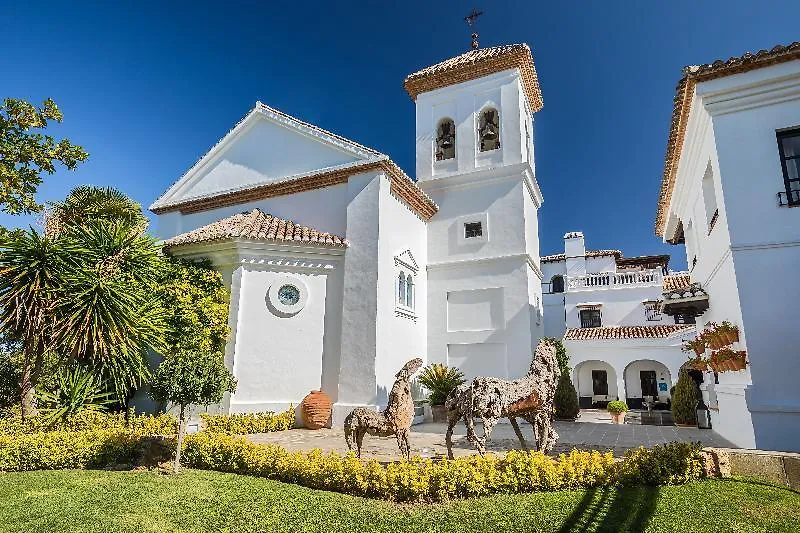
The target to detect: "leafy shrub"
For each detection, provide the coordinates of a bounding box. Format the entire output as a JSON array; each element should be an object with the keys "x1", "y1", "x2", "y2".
[
  {"x1": 671, "y1": 369, "x2": 700, "y2": 425},
  {"x1": 607, "y1": 401, "x2": 628, "y2": 414},
  {"x1": 0, "y1": 429, "x2": 162, "y2": 471},
  {"x1": 200, "y1": 409, "x2": 294, "y2": 435},
  {"x1": 614, "y1": 442, "x2": 704, "y2": 485},
  {"x1": 0, "y1": 410, "x2": 177, "y2": 435},
  {"x1": 542, "y1": 337, "x2": 570, "y2": 374},
  {"x1": 554, "y1": 372, "x2": 580, "y2": 420},
  {"x1": 417, "y1": 364, "x2": 465, "y2": 406}
]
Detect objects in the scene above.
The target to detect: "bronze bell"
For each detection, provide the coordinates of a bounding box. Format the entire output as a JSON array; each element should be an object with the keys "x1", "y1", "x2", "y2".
[{"x1": 482, "y1": 123, "x2": 498, "y2": 140}]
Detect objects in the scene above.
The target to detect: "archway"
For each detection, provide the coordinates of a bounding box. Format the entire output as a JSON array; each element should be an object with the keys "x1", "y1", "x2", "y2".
[
  {"x1": 623, "y1": 360, "x2": 672, "y2": 410},
  {"x1": 573, "y1": 360, "x2": 618, "y2": 409}
]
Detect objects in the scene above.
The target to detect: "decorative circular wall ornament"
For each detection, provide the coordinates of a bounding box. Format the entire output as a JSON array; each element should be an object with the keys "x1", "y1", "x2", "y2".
[{"x1": 266, "y1": 276, "x2": 308, "y2": 317}]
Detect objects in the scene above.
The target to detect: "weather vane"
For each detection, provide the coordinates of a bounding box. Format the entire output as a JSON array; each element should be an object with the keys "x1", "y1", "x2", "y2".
[{"x1": 464, "y1": 8, "x2": 484, "y2": 50}]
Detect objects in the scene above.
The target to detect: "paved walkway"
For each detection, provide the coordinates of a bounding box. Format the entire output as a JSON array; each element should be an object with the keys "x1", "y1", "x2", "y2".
[{"x1": 247, "y1": 410, "x2": 736, "y2": 461}]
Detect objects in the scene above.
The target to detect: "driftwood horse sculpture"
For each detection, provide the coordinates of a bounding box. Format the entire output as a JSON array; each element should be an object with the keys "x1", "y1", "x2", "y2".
[
  {"x1": 444, "y1": 340, "x2": 560, "y2": 459},
  {"x1": 344, "y1": 358, "x2": 423, "y2": 460}
]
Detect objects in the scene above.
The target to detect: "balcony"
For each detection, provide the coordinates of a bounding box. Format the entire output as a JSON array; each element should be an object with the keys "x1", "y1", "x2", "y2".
[
  {"x1": 567, "y1": 268, "x2": 663, "y2": 291},
  {"x1": 777, "y1": 190, "x2": 800, "y2": 207}
]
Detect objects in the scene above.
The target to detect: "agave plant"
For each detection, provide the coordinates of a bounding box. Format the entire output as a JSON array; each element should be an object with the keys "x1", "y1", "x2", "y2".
[
  {"x1": 417, "y1": 364, "x2": 465, "y2": 406},
  {"x1": 38, "y1": 364, "x2": 113, "y2": 424}
]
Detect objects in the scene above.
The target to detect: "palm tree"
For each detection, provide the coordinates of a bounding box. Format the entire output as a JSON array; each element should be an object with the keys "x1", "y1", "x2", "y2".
[
  {"x1": 45, "y1": 185, "x2": 147, "y2": 238},
  {"x1": 0, "y1": 186, "x2": 167, "y2": 415},
  {"x1": 0, "y1": 230, "x2": 72, "y2": 418}
]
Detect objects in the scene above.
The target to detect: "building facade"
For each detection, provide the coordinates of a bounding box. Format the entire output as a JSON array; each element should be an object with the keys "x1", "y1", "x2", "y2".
[
  {"x1": 542, "y1": 232, "x2": 695, "y2": 409},
  {"x1": 655, "y1": 42, "x2": 800, "y2": 451},
  {"x1": 149, "y1": 44, "x2": 546, "y2": 425}
]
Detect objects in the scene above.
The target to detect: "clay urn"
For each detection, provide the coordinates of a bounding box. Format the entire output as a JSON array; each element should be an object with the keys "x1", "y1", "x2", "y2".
[{"x1": 301, "y1": 390, "x2": 332, "y2": 430}]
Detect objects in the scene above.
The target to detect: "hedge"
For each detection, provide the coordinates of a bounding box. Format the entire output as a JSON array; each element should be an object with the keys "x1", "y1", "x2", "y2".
[
  {"x1": 0, "y1": 411, "x2": 178, "y2": 436},
  {"x1": 199, "y1": 409, "x2": 294, "y2": 435},
  {"x1": 0, "y1": 430, "x2": 162, "y2": 471},
  {"x1": 182, "y1": 432, "x2": 707, "y2": 502}
]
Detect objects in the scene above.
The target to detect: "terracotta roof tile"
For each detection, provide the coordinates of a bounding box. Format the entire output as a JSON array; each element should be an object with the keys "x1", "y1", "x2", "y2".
[
  {"x1": 564, "y1": 325, "x2": 694, "y2": 341},
  {"x1": 163, "y1": 209, "x2": 348, "y2": 250},
  {"x1": 540, "y1": 250, "x2": 622, "y2": 263},
  {"x1": 663, "y1": 273, "x2": 691, "y2": 291},
  {"x1": 656, "y1": 42, "x2": 800, "y2": 237},
  {"x1": 404, "y1": 44, "x2": 544, "y2": 112}
]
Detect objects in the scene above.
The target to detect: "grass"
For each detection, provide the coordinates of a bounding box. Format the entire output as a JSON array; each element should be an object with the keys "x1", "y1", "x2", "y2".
[{"x1": 0, "y1": 470, "x2": 797, "y2": 533}]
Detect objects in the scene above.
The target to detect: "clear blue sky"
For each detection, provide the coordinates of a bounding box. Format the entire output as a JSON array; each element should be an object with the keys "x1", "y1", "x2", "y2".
[{"x1": 2, "y1": 1, "x2": 796, "y2": 267}]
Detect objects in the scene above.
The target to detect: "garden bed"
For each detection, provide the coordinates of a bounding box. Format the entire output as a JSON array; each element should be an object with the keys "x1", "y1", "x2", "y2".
[{"x1": 0, "y1": 469, "x2": 797, "y2": 532}]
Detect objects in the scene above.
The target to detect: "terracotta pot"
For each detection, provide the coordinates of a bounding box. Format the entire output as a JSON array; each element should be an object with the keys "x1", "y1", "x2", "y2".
[
  {"x1": 709, "y1": 361, "x2": 721, "y2": 374},
  {"x1": 300, "y1": 390, "x2": 332, "y2": 430},
  {"x1": 730, "y1": 357, "x2": 746, "y2": 371},
  {"x1": 723, "y1": 330, "x2": 739, "y2": 345},
  {"x1": 611, "y1": 412, "x2": 626, "y2": 424},
  {"x1": 693, "y1": 345, "x2": 705, "y2": 356},
  {"x1": 431, "y1": 404, "x2": 448, "y2": 423}
]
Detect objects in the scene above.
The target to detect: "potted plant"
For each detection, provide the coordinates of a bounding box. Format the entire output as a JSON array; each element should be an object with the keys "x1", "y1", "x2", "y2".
[
  {"x1": 686, "y1": 355, "x2": 707, "y2": 372},
  {"x1": 682, "y1": 337, "x2": 706, "y2": 356},
  {"x1": 717, "y1": 321, "x2": 740, "y2": 345},
  {"x1": 607, "y1": 400, "x2": 628, "y2": 424},
  {"x1": 711, "y1": 348, "x2": 747, "y2": 372},
  {"x1": 418, "y1": 364, "x2": 465, "y2": 422}
]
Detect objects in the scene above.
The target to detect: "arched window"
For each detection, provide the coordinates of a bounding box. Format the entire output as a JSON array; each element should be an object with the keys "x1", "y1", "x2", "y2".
[
  {"x1": 435, "y1": 118, "x2": 456, "y2": 161},
  {"x1": 406, "y1": 275, "x2": 414, "y2": 309},
  {"x1": 398, "y1": 272, "x2": 406, "y2": 305},
  {"x1": 478, "y1": 108, "x2": 500, "y2": 152},
  {"x1": 551, "y1": 275, "x2": 564, "y2": 293}
]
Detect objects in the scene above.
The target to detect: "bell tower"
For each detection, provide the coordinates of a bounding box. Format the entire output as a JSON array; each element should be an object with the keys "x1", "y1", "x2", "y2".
[{"x1": 403, "y1": 42, "x2": 545, "y2": 381}]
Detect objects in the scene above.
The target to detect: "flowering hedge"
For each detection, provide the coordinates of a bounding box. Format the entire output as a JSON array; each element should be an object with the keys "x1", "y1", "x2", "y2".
[
  {"x1": 199, "y1": 409, "x2": 294, "y2": 435},
  {"x1": 182, "y1": 433, "x2": 707, "y2": 502},
  {"x1": 0, "y1": 411, "x2": 178, "y2": 436},
  {"x1": 0, "y1": 429, "x2": 162, "y2": 471}
]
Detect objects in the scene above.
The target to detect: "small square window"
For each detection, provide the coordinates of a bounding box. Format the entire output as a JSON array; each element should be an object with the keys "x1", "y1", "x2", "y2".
[{"x1": 464, "y1": 222, "x2": 483, "y2": 239}]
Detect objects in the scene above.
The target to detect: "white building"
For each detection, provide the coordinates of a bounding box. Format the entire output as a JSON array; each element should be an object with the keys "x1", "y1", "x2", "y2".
[
  {"x1": 655, "y1": 42, "x2": 800, "y2": 451},
  {"x1": 542, "y1": 232, "x2": 695, "y2": 410},
  {"x1": 150, "y1": 44, "x2": 546, "y2": 425}
]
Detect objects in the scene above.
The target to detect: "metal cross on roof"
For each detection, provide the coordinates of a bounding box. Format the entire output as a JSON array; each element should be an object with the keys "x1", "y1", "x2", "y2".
[{"x1": 464, "y1": 8, "x2": 484, "y2": 50}]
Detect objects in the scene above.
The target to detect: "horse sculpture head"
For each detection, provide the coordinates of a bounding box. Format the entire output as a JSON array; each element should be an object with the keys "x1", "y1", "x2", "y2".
[{"x1": 397, "y1": 358, "x2": 424, "y2": 380}]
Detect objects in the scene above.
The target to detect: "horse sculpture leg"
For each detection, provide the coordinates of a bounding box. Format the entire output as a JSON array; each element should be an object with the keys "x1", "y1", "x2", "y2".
[
  {"x1": 445, "y1": 410, "x2": 459, "y2": 460},
  {"x1": 464, "y1": 414, "x2": 486, "y2": 455},
  {"x1": 481, "y1": 416, "x2": 497, "y2": 451},
  {"x1": 355, "y1": 428, "x2": 365, "y2": 458},
  {"x1": 509, "y1": 416, "x2": 529, "y2": 451},
  {"x1": 396, "y1": 429, "x2": 410, "y2": 460}
]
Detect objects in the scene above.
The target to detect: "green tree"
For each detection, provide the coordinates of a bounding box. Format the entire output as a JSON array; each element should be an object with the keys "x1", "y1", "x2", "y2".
[
  {"x1": 0, "y1": 98, "x2": 88, "y2": 216},
  {"x1": 45, "y1": 185, "x2": 147, "y2": 238},
  {"x1": 542, "y1": 337, "x2": 570, "y2": 375},
  {"x1": 554, "y1": 371, "x2": 580, "y2": 420},
  {"x1": 0, "y1": 187, "x2": 166, "y2": 416},
  {"x1": 149, "y1": 351, "x2": 236, "y2": 472},
  {"x1": 671, "y1": 369, "x2": 700, "y2": 425}
]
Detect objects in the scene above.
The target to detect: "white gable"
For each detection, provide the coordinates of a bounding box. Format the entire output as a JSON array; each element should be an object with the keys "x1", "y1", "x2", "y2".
[
  {"x1": 151, "y1": 103, "x2": 387, "y2": 211},
  {"x1": 394, "y1": 249, "x2": 419, "y2": 273}
]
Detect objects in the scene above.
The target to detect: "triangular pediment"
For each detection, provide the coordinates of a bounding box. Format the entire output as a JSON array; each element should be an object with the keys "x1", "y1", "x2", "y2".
[
  {"x1": 151, "y1": 103, "x2": 386, "y2": 211},
  {"x1": 394, "y1": 249, "x2": 419, "y2": 273}
]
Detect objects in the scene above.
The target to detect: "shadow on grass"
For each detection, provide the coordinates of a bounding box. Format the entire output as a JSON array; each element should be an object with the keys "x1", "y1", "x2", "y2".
[
  {"x1": 556, "y1": 485, "x2": 660, "y2": 533},
  {"x1": 722, "y1": 476, "x2": 800, "y2": 495}
]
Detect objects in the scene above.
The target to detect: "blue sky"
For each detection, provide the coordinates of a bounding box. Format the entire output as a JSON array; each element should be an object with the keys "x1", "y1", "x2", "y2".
[{"x1": 1, "y1": 1, "x2": 797, "y2": 267}]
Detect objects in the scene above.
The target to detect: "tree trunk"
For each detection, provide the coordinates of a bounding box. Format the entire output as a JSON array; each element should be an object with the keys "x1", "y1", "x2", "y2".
[
  {"x1": 174, "y1": 404, "x2": 186, "y2": 473},
  {"x1": 19, "y1": 354, "x2": 38, "y2": 421}
]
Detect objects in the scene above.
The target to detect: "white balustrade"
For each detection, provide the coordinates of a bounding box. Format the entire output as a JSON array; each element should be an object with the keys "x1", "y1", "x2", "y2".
[{"x1": 567, "y1": 269, "x2": 663, "y2": 291}]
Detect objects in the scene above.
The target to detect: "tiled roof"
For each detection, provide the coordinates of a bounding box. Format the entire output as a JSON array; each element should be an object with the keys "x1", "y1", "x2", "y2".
[
  {"x1": 655, "y1": 42, "x2": 800, "y2": 237},
  {"x1": 663, "y1": 273, "x2": 691, "y2": 291},
  {"x1": 404, "y1": 44, "x2": 544, "y2": 112},
  {"x1": 540, "y1": 250, "x2": 622, "y2": 263},
  {"x1": 564, "y1": 325, "x2": 694, "y2": 341},
  {"x1": 163, "y1": 208, "x2": 348, "y2": 250}
]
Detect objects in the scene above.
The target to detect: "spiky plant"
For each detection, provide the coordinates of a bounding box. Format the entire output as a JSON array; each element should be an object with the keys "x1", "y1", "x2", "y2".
[
  {"x1": 417, "y1": 364, "x2": 465, "y2": 406},
  {"x1": 37, "y1": 364, "x2": 113, "y2": 424}
]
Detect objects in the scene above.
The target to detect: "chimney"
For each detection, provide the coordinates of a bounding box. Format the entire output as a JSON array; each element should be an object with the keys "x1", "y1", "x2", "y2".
[{"x1": 564, "y1": 231, "x2": 586, "y2": 278}]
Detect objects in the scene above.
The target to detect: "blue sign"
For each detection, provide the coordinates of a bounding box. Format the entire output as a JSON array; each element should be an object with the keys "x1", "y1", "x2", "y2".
[{"x1": 658, "y1": 382, "x2": 668, "y2": 392}]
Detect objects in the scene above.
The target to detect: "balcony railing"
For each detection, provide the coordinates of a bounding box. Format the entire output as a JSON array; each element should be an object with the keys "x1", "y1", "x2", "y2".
[
  {"x1": 777, "y1": 190, "x2": 800, "y2": 207},
  {"x1": 567, "y1": 268, "x2": 663, "y2": 291}
]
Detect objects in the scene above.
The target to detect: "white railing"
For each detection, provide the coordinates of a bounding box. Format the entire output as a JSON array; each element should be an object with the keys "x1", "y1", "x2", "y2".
[{"x1": 567, "y1": 269, "x2": 663, "y2": 291}]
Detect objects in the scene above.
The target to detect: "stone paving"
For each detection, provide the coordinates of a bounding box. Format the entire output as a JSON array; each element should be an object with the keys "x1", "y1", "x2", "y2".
[{"x1": 247, "y1": 410, "x2": 736, "y2": 461}]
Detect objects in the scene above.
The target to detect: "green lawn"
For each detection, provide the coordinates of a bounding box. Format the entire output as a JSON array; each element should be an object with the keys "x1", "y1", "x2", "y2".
[{"x1": 0, "y1": 470, "x2": 797, "y2": 533}]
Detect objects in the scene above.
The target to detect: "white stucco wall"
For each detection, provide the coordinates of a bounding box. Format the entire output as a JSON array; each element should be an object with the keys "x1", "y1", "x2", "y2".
[{"x1": 662, "y1": 59, "x2": 800, "y2": 451}]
